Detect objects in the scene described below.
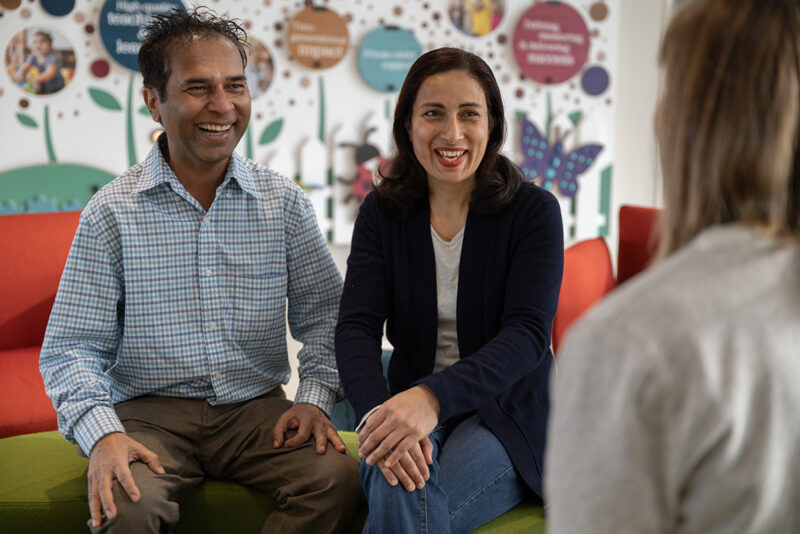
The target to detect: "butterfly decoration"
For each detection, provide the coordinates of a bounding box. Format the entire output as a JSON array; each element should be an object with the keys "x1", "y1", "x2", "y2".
[{"x1": 518, "y1": 115, "x2": 603, "y2": 199}]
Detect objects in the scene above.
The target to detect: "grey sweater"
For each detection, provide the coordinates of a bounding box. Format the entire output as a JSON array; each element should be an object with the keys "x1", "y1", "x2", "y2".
[{"x1": 546, "y1": 224, "x2": 800, "y2": 533}]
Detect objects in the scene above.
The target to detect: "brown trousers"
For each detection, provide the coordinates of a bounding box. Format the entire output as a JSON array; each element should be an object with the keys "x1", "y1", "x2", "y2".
[{"x1": 88, "y1": 389, "x2": 362, "y2": 534}]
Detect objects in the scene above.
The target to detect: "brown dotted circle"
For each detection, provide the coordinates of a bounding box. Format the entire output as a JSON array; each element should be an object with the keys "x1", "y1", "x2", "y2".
[
  {"x1": 283, "y1": 70, "x2": 291, "y2": 79},
  {"x1": 85, "y1": 24, "x2": 95, "y2": 33},
  {"x1": 519, "y1": 72, "x2": 526, "y2": 81},
  {"x1": 289, "y1": 99, "x2": 295, "y2": 106},
  {"x1": 597, "y1": 51, "x2": 606, "y2": 61},
  {"x1": 421, "y1": 22, "x2": 428, "y2": 29},
  {"x1": 263, "y1": 0, "x2": 271, "y2": 5},
  {"x1": 274, "y1": 39, "x2": 283, "y2": 48},
  {"x1": 346, "y1": 13, "x2": 353, "y2": 23},
  {"x1": 21, "y1": 6, "x2": 31, "y2": 18},
  {"x1": 74, "y1": 11, "x2": 85, "y2": 22},
  {"x1": 606, "y1": 98, "x2": 612, "y2": 105},
  {"x1": 378, "y1": 17, "x2": 384, "y2": 25},
  {"x1": 299, "y1": 76, "x2": 311, "y2": 88},
  {"x1": 515, "y1": 89, "x2": 524, "y2": 99},
  {"x1": 487, "y1": 52, "x2": 494, "y2": 59},
  {"x1": 592, "y1": 29, "x2": 600, "y2": 38},
  {"x1": 590, "y1": 2, "x2": 609, "y2": 22},
  {"x1": 256, "y1": 112, "x2": 263, "y2": 120},
  {"x1": 501, "y1": 73, "x2": 511, "y2": 84},
  {"x1": 393, "y1": 6, "x2": 402, "y2": 16},
  {"x1": 243, "y1": 20, "x2": 252, "y2": 30},
  {"x1": 432, "y1": 12, "x2": 441, "y2": 21},
  {"x1": 74, "y1": 110, "x2": 79, "y2": 116},
  {"x1": 58, "y1": 112, "x2": 63, "y2": 119},
  {"x1": 497, "y1": 34, "x2": 507, "y2": 45},
  {"x1": 423, "y1": 2, "x2": 429, "y2": 8},
  {"x1": 274, "y1": 22, "x2": 282, "y2": 31},
  {"x1": 19, "y1": 98, "x2": 29, "y2": 108}
]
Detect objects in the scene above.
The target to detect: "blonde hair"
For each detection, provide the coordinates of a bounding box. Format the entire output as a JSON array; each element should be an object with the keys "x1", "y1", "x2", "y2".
[{"x1": 657, "y1": 0, "x2": 800, "y2": 256}]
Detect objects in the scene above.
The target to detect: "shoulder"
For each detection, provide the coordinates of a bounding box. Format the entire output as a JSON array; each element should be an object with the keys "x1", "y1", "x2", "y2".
[
  {"x1": 81, "y1": 162, "x2": 145, "y2": 225},
  {"x1": 237, "y1": 155, "x2": 305, "y2": 201},
  {"x1": 492, "y1": 182, "x2": 562, "y2": 233},
  {"x1": 562, "y1": 225, "x2": 800, "y2": 377},
  {"x1": 511, "y1": 182, "x2": 560, "y2": 213}
]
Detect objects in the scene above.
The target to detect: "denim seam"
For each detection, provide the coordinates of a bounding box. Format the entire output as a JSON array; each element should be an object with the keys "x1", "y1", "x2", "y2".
[
  {"x1": 421, "y1": 484, "x2": 428, "y2": 534},
  {"x1": 448, "y1": 463, "x2": 515, "y2": 520}
]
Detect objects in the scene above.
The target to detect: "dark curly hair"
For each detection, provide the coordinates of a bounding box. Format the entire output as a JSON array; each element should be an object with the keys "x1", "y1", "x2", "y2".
[
  {"x1": 138, "y1": 7, "x2": 249, "y2": 101},
  {"x1": 376, "y1": 47, "x2": 522, "y2": 218}
]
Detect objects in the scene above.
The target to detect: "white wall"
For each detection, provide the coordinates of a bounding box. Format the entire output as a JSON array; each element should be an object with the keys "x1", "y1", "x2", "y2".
[{"x1": 607, "y1": 0, "x2": 669, "y2": 258}]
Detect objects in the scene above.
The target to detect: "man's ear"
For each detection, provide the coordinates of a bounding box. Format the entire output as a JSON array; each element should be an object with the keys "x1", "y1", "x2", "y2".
[{"x1": 142, "y1": 87, "x2": 161, "y2": 123}]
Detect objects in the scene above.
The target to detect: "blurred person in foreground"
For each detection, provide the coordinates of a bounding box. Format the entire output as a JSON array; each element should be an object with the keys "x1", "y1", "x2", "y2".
[
  {"x1": 336, "y1": 47, "x2": 563, "y2": 533},
  {"x1": 546, "y1": 1, "x2": 800, "y2": 532}
]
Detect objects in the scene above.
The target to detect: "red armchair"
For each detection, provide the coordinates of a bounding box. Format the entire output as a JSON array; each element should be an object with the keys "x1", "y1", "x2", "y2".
[{"x1": 0, "y1": 211, "x2": 81, "y2": 438}]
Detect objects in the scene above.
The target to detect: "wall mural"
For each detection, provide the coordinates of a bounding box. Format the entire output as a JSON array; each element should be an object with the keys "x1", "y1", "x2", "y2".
[{"x1": 0, "y1": 0, "x2": 618, "y2": 242}]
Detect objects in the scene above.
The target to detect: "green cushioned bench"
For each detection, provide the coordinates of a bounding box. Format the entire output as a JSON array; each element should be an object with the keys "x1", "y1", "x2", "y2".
[{"x1": 0, "y1": 431, "x2": 545, "y2": 533}]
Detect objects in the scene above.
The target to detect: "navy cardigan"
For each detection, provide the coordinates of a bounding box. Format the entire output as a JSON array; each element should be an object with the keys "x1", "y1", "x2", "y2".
[{"x1": 335, "y1": 183, "x2": 563, "y2": 497}]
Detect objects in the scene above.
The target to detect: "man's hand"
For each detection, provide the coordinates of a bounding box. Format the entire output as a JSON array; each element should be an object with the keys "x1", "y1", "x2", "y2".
[
  {"x1": 87, "y1": 432, "x2": 165, "y2": 528},
  {"x1": 357, "y1": 385, "x2": 439, "y2": 467},
  {"x1": 272, "y1": 403, "x2": 347, "y2": 455},
  {"x1": 375, "y1": 437, "x2": 433, "y2": 492}
]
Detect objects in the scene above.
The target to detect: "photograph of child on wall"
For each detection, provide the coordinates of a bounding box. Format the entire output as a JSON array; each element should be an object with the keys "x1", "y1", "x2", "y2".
[{"x1": 5, "y1": 27, "x2": 75, "y2": 96}]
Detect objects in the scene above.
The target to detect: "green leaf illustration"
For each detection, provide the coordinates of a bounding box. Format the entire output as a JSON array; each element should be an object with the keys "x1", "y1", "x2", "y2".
[
  {"x1": 89, "y1": 87, "x2": 122, "y2": 111},
  {"x1": 138, "y1": 104, "x2": 151, "y2": 117},
  {"x1": 16, "y1": 112, "x2": 38, "y2": 128},
  {"x1": 259, "y1": 118, "x2": 283, "y2": 145},
  {"x1": 568, "y1": 111, "x2": 583, "y2": 127}
]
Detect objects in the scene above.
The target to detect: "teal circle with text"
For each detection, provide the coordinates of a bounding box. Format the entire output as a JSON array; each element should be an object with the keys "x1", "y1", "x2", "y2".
[{"x1": 358, "y1": 26, "x2": 421, "y2": 93}]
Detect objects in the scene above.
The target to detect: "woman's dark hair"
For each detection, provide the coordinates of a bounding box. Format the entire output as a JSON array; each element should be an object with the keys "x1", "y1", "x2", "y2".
[
  {"x1": 376, "y1": 47, "x2": 522, "y2": 218},
  {"x1": 138, "y1": 7, "x2": 249, "y2": 102}
]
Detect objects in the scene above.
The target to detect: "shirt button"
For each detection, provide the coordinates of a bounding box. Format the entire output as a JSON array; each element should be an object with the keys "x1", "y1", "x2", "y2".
[
  {"x1": 208, "y1": 322, "x2": 217, "y2": 331},
  {"x1": 205, "y1": 268, "x2": 213, "y2": 277}
]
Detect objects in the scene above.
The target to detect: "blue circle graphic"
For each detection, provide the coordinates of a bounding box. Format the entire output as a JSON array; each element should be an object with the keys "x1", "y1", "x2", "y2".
[
  {"x1": 99, "y1": 0, "x2": 185, "y2": 71},
  {"x1": 581, "y1": 66, "x2": 610, "y2": 96},
  {"x1": 42, "y1": 0, "x2": 75, "y2": 16},
  {"x1": 358, "y1": 26, "x2": 421, "y2": 93}
]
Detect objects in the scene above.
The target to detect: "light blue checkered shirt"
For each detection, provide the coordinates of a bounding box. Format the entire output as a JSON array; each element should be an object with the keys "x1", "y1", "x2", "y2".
[{"x1": 40, "y1": 140, "x2": 343, "y2": 454}]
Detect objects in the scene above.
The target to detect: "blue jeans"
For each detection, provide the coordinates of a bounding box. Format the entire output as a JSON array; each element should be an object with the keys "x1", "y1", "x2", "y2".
[{"x1": 360, "y1": 412, "x2": 529, "y2": 534}]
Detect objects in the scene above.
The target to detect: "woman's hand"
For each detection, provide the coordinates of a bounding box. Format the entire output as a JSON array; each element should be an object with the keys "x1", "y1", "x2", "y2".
[
  {"x1": 375, "y1": 437, "x2": 434, "y2": 491},
  {"x1": 357, "y1": 385, "x2": 440, "y2": 468}
]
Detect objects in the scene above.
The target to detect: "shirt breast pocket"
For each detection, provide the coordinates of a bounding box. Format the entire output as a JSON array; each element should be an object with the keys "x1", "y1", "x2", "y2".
[{"x1": 225, "y1": 261, "x2": 286, "y2": 345}]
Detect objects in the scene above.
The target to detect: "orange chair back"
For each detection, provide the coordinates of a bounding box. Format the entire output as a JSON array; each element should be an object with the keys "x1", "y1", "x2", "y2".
[
  {"x1": 0, "y1": 211, "x2": 81, "y2": 351},
  {"x1": 552, "y1": 237, "x2": 615, "y2": 354}
]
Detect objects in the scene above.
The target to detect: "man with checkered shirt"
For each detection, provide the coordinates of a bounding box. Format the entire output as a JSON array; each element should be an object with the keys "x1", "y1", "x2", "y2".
[{"x1": 39, "y1": 8, "x2": 361, "y2": 533}]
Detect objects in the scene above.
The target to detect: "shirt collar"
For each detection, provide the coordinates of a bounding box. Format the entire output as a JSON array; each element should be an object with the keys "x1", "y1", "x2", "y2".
[{"x1": 133, "y1": 135, "x2": 259, "y2": 198}]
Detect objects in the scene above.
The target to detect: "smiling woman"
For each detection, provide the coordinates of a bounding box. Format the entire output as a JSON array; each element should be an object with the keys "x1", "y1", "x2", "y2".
[{"x1": 335, "y1": 47, "x2": 564, "y2": 533}]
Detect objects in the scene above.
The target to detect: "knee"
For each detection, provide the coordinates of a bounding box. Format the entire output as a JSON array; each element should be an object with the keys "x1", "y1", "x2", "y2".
[
  {"x1": 307, "y1": 451, "x2": 363, "y2": 504},
  {"x1": 98, "y1": 482, "x2": 178, "y2": 533}
]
